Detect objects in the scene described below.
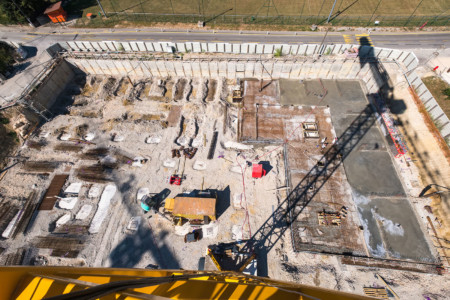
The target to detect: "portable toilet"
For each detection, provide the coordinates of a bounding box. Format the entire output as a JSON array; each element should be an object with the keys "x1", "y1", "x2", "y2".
[
  {"x1": 252, "y1": 164, "x2": 266, "y2": 178},
  {"x1": 44, "y1": 1, "x2": 67, "y2": 23}
]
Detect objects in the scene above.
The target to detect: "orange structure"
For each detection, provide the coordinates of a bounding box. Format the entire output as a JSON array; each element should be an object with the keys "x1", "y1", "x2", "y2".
[{"x1": 44, "y1": 1, "x2": 67, "y2": 23}]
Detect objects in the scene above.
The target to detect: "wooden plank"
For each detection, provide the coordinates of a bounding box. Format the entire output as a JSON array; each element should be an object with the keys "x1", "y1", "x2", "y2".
[
  {"x1": 167, "y1": 105, "x2": 182, "y2": 127},
  {"x1": 38, "y1": 174, "x2": 69, "y2": 210}
]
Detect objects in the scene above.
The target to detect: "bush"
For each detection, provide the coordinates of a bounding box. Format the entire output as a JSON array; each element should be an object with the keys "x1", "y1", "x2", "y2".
[
  {"x1": 0, "y1": 117, "x2": 9, "y2": 124},
  {"x1": 274, "y1": 48, "x2": 282, "y2": 57},
  {"x1": 443, "y1": 88, "x2": 450, "y2": 100}
]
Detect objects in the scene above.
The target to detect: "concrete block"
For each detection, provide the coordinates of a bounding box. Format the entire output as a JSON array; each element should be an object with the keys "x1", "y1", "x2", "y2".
[
  {"x1": 96, "y1": 60, "x2": 109, "y2": 75},
  {"x1": 121, "y1": 42, "x2": 132, "y2": 52},
  {"x1": 217, "y1": 43, "x2": 225, "y2": 53},
  {"x1": 67, "y1": 41, "x2": 78, "y2": 51},
  {"x1": 329, "y1": 61, "x2": 343, "y2": 79},
  {"x1": 305, "y1": 44, "x2": 316, "y2": 56},
  {"x1": 281, "y1": 44, "x2": 291, "y2": 55},
  {"x1": 209, "y1": 61, "x2": 219, "y2": 77},
  {"x1": 130, "y1": 42, "x2": 139, "y2": 52},
  {"x1": 441, "y1": 123, "x2": 450, "y2": 138},
  {"x1": 75, "y1": 41, "x2": 86, "y2": 51},
  {"x1": 421, "y1": 91, "x2": 433, "y2": 103},
  {"x1": 182, "y1": 62, "x2": 193, "y2": 76},
  {"x1": 201, "y1": 42, "x2": 208, "y2": 52},
  {"x1": 165, "y1": 61, "x2": 176, "y2": 76},
  {"x1": 280, "y1": 63, "x2": 291, "y2": 78},
  {"x1": 298, "y1": 44, "x2": 308, "y2": 56},
  {"x1": 199, "y1": 62, "x2": 209, "y2": 76},
  {"x1": 207, "y1": 43, "x2": 217, "y2": 52},
  {"x1": 153, "y1": 42, "x2": 163, "y2": 52},
  {"x1": 98, "y1": 42, "x2": 108, "y2": 51},
  {"x1": 299, "y1": 62, "x2": 311, "y2": 79},
  {"x1": 144, "y1": 42, "x2": 154, "y2": 52},
  {"x1": 254, "y1": 63, "x2": 263, "y2": 78},
  {"x1": 171, "y1": 61, "x2": 182, "y2": 76},
  {"x1": 272, "y1": 62, "x2": 283, "y2": 78},
  {"x1": 105, "y1": 41, "x2": 116, "y2": 51},
  {"x1": 340, "y1": 44, "x2": 353, "y2": 54},
  {"x1": 219, "y1": 61, "x2": 228, "y2": 77},
  {"x1": 156, "y1": 61, "x2": 168, "y2": 76},
  {"x1": 176, "y1": 43, "x2": 186, "y2": 52},
  {"x1": 332, "y1": 44, "x2": 342, "y2": 55},
  {"x1": 191, "y1": 42, "x2": 201, "y2": 53},
  {"x1": 264, "y1": 44, "x2": 274, "y2": 54},
  {"x1": 84, "y1": 41, "x2": 96, "y2": 51},
  {"x1": 416, "y1": 84, "x2": 428, "y2": 97},
  {"x1": 244, "y1": 62, "x2": 254, "y2": 77},
  {"x1": 136, "y1": 42, "x2": 146, "y2": 52},
  {"x1": 232, "y1": 43, "x2": 240, "y2": 54},
  {"x1": 131, "y1": 61, "x2": 145, "y2": 76},
  {"x1": 225, "y1": 43, "x2": 232, "y2": 53},
  {"x1": 397, "y1": 51, "x2": 409, "y2": 62},
  {"x1": 290, "y1": 63, "x2": 302, "y2": 78},
  {"x1": 113, "y1": 42, "x2": 124, "y2": 51},
  {"x1": 147, "y1": 61, "x2": 160, "y2": 76},
  {"x1": 185, "y1": 42, "x2": 193, "y2": 52},
  {"x1": 227, "y1": 61, "x2": 237, "y2": 78},
  {"x1": 247, "y1": 43, "x2": 257, "y2": 54},
  {"x1": 256, "y1": 44, "x2": 264, "y2": 54},
  {"x1": 429, "y1": 105, "x2": 445, "y2": 120},
  {"x1": 388, "y1": 49, "x2": 402, "y2": 60},
  {"x1": 241, "y1": 43, "x2": 249, "y2": 54},
  {"x1": 319, "y1": 63, "x2": 331, "y2": 78},
  {"x1": 309, "y1": 63, "x2": 321, "y2": 79},
  {"x1": 191, "y1": 62, "x2": 201, "y2": 77},
  {"x1": 378, "y1": 49, "x2": 392, "y2": 58},
  {"x1": 290, "y1": 45, "x2": 299, "y2": 55},
  {"x1": 348, "y1": 63, "x2": 361, "y2": 79}
]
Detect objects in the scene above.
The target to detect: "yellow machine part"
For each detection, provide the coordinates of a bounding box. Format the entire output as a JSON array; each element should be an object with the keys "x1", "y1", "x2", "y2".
[
  {"x1": 0, "y1": 266, "x2": 377, "y2": 300},
  {"x1": 164, "y1": 198, "x2": 175, "y2": 212}
]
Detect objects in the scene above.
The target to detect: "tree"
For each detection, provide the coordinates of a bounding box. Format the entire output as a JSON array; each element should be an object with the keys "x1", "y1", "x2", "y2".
[
  {"x1": 0, "y1": 42, "x2": 15, "y2": 75},
  {"x1": 0, "y1": 0, "x2": 50, "y2": 24}
]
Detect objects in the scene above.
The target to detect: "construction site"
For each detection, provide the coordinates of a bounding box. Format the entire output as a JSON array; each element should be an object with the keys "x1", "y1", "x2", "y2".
[{"x1": 0, "y1": 40, "x2": 448, "y2": 299}]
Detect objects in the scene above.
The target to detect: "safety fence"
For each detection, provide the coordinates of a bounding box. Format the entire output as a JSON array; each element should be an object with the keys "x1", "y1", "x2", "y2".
[{"x1": 74, "y1": 13, "x2": 449, "y2": 28}]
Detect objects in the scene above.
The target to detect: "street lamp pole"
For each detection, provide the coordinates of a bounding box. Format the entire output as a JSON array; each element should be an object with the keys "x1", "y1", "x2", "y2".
[
  {"x1": 96, "y1": 0, "x2": 107, "y2": 18},
  {"x1": 327, "y1": 0, "x2": 338, "y2": 23},
  {"x1": 11, "y1": 0, "x2": 34, "y2": 27}
]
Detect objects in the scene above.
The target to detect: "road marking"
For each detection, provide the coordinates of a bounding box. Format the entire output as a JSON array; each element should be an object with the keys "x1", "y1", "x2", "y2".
[
  {"x1": 343, "y1": 34, "x2": 353, "y2": 44},
  {"x1": 142, "y1": 38, "x2": 154, "y2": 40},
  {"x1": 355, "y1": 33, "x2": 374, "y2": 47}
]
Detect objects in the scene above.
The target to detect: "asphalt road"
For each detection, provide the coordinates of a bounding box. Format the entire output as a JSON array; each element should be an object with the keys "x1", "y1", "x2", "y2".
[{"x1": 1, "y1": 27, "x2": 449, "y2": 49}]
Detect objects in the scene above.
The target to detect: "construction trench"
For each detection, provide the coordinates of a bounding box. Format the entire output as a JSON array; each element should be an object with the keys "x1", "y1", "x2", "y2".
[{"x1": 0, "y1": 46, "x2": 446, "y2": 295}]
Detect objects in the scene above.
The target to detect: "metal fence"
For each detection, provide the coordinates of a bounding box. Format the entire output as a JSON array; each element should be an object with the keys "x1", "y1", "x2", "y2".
[{"x1": 75, "y1": 12, "x2": 449, "y2": 28}]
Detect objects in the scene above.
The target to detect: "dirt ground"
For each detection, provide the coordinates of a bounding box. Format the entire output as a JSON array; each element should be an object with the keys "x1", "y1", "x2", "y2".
[{"x1": 0, "y1": 71, "x2": 448, "y2": 299}]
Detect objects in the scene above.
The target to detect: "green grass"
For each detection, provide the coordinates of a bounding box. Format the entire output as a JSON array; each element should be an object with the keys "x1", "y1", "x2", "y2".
[
  {"x1": 68, "y1": 0, "x2": 450, "y2": 27},
  {"x1": 76, "y1": 0, "x2": 449, "y2": 17},
  {"x1": 422, "y1": 76, "x2": 450, "y2": 119}
]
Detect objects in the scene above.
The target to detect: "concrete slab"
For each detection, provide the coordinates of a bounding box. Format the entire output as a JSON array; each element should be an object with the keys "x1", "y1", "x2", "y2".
[{"x1": 355, "y1": 196, "x2": 435, "y2": 262}]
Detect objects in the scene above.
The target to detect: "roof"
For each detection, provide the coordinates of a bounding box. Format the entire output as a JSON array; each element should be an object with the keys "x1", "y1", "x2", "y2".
[
  {"x1": 172, "y1": 197, "x2": 216, "y2": 218},
  {"x1": 44, "y1": 1, "x2": 63, "y2": 14}
]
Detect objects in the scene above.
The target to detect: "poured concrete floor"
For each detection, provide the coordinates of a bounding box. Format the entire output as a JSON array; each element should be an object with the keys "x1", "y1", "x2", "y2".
[{"x1": 279, "y1": 79, "x2": 435, "y2": 262}]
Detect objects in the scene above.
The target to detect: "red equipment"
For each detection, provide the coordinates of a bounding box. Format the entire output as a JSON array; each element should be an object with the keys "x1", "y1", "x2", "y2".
[
  {"x1": 170, "y1": 175, "x2": 182, "y2": 185},
  {"x1": 252, "y1": 164, "x2": 266, "y2": 178}
]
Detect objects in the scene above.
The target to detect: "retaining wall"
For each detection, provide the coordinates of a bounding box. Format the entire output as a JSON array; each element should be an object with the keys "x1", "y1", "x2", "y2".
[{"x1": 61, "y1": 40, "x2": 448, "y2": 141}]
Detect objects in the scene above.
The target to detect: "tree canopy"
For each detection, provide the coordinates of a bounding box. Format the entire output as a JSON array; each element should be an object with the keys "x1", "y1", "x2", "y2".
[
  {"x1": 0, "y1": 0, "x2": 50, "y2": 24},
  {"x1": 0, "y1": 42, "x2": 15, "y2": 75}
]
